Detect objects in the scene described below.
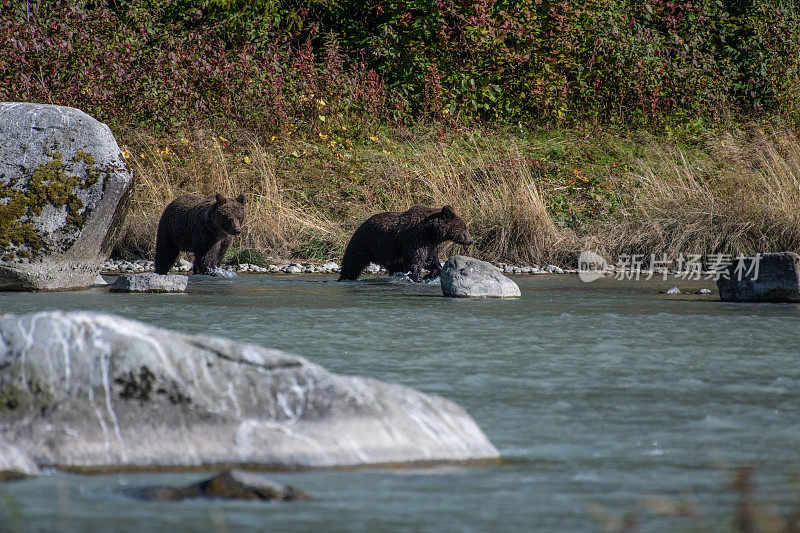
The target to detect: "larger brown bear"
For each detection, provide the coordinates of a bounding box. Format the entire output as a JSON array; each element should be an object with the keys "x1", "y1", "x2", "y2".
[
  {"x1": 338, "y1": 205, "x2": 474, "y2": 282},
  {"x1": 154, "y1": 193, "x2": 246, "y2": 275}
]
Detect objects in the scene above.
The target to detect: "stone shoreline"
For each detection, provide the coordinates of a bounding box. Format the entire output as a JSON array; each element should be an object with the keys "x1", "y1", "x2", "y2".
[{"x1": 100, "y1": 258, "x2": 578, "y2": 276}]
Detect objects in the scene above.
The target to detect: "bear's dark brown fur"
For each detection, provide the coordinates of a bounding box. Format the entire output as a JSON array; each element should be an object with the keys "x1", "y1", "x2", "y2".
[
  {"x1": 338, "y1": 205, "x2": 474, "y2": 282},
  {"x1": 154, "y1": 193, "x2": 246, "y2": 275}
]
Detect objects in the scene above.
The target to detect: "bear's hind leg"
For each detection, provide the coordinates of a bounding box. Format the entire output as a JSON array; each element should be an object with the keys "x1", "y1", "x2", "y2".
[
  {"x1": 338, "y1": 247, "x2": 371, "y2": 281},
  {"x1": 154, "y1": 234, "x2": 180, "y2": 275},
  {"x1": 338, "y1": 258, "x2": 370, "y2": 280}
]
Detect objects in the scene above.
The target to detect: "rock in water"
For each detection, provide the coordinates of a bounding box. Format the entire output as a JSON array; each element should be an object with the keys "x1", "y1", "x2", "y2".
[
  {"x1": 0, "y1": 103, "x2": 133, "y2": 291},
  {"x1": 110, "y1": 273, "x2": 188, "y2": 293},
  {"x1": 441, "y1": 255, "x2": 521, "y2": 298},
  {"x1": 0, "y1": 311, "x2": 499, "y2": 476},
  {"x1": 717, "y1": 252, "x2": 800, "y2": 302},
  {"x1": 0, "y1": 441, "x2": 40, "y2": 481},
  {"x1": 141, "y1": 470, "x2": 309, "y2": 502}
]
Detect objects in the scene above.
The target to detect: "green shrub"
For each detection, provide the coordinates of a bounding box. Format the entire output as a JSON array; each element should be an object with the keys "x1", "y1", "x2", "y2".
[{"x1": 2, "y1": 0, "x2": 797, "y2": 129}]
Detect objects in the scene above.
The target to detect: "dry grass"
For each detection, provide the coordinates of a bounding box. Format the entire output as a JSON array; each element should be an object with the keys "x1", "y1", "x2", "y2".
[
  {"x1": 117, "y1": 129, "x2": 347, "y2": 261},
  {"x1": 114, "y1": 125, "x2": 800, "y2": 266},
  {"x1": 589, "y1": 465, "x2": 800, "y2": 533},
  {"x1": 400, "y1": 141, "x2": 578, "y2": 265},
  {"x1": 596, "y1": 127, "x2": 800, "y2": 261}
]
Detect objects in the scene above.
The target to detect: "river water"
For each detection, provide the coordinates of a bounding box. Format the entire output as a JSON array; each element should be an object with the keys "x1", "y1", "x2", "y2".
[{"x1": 2, "y1": 274, "x2": 799, "y2": 532}]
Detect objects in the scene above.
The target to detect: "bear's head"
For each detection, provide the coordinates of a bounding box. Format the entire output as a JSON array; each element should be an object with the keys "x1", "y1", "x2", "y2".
[
  {"x1": 433, "y1": 205, "x2": 474, "y2": 246},
  {"x1": 211, "y1": 193, "x2": 246, "y2": 235}
]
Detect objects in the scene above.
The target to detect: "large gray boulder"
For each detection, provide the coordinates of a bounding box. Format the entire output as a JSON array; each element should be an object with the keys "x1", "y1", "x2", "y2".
[
  {"x1": 441, "y1": 255, "x2": 521, "y2": 298},
  {"x1": 0, "y1": 103, "x2": 133, "y2": 291},
  {"x1": 110, "y1": 273, "x2": 188, "y2": 293},
  {"x1": 0, "y1": 311, "x2": 498, "y2": 476},
  {"x1": 717, "y1": 252, "x2": 800, "y2": 302}
]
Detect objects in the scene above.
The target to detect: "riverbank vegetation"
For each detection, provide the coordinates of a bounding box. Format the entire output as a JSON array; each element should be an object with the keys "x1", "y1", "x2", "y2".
[
  {"x1": 3, "y1": 0, "x2": 799, "y2": 265},
  {"x1": 116, "y1": 125, "x2": 800, "y2": 266}
]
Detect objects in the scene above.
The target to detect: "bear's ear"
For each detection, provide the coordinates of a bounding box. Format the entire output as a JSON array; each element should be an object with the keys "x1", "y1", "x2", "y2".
[
  {"x1": 236, "y1": 193, "x2": 246, "y2": 205},
  {"x1": 215, "y1": 193, "x2": 227, "y2": 205},
  {"x1": 441, "y1": 205, "x2": 456, "y2": 218}
]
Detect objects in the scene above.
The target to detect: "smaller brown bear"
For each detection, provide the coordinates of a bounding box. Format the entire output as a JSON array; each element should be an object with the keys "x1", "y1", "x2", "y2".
[
  {"x1": 338, "y1": 205, "x2": 474, "y2": 282},
  {"x1": 154, "y1": 193, "x2": 246, "y2": 275}
]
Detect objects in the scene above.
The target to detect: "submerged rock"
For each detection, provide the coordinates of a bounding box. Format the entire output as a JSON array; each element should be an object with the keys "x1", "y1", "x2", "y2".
[
  {"x1": 0, "y1": 103, "x2": 134, "y2": 291},
  {"x1": 141, "y1": 470, "x2": 309, "y2": 502},
  {"x1": 110, "y1": 273, "x2": 188, "y2": 293},
  {"x1": 441, "y1": 255, "x2": 521, "y2": 298},
  {"x1": 0, "y1": 311, "x2": 498, "y2": 477},
  {"x1": 717, "y1": 252, "x2": 800, "y2": 302}
]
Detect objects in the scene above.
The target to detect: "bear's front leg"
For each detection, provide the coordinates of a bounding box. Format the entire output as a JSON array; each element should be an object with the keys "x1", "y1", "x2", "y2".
[
  {"x1": 193, "y1": 241, "x2": 222, "y2": 274},
  {"x1": 422, "y1": 245, "x2": 442, "y2": 280},
  {"x1": 216, "y1": 235, "x2": 234, "y2": 267},
  {"x1": 404, "y1": 248, "x2": 429, "y2": 282}
]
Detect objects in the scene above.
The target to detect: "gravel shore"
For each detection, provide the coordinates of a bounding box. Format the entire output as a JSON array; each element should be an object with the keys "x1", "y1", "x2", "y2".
[{"x1": 100, "y1": 259, "x2": 578, "y2": 276}]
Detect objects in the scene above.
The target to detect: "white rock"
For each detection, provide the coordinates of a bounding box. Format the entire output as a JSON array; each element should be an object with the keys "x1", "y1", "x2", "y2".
[
  {"x1": 441, "y1": 256, "x2": 521, "y2": 298},
  {"x1": 110, "y1": 273, "x2": 188, "y2": 293},
  {"x1": 0, "y1": 311, "x2": 499, "y2": 475},
  {"x1": 0, "y1": 441, "x2": 40, "y2": 480}
]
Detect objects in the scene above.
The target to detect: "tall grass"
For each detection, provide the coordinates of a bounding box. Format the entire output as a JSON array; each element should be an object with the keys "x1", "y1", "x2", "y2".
[
  {"x1": 117, "y1": 130, "x2": 347, "y2": 261},
  {"x1": 403, "y1": 142, "x2": 578, "y2": 265},
  {"x1": 114, "y1": 126, "x2": 800, "y2": 266},
  {"x1": 599, "y1": 128, "x2": 800, "y2": 261}
]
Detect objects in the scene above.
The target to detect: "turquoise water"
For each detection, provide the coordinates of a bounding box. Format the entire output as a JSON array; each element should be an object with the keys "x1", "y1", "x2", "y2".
[{"x1": 2, "y1": 274, "x2": 800, "y2": 531}]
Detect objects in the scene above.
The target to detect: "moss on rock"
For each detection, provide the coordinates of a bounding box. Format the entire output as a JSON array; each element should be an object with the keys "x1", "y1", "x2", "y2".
[{"x1": 0, "y1": 150, "x2": 104, "y2": 259}]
